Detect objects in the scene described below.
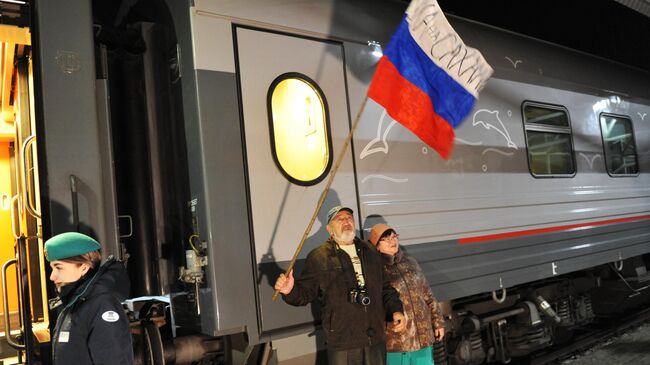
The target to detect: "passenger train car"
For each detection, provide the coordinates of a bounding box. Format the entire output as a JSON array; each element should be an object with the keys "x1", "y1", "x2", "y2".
[{"x1": 0, "y1": 0, "x2": 648, "y2": 363}]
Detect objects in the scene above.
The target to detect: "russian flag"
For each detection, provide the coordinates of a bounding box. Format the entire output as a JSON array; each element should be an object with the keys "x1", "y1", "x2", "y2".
[{"x1": 368, "y1": 0, "x2": 493, "y2": 159}]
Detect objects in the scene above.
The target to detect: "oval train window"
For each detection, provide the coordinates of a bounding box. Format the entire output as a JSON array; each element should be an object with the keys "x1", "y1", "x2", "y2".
[{"x1": 267, "y1": 74, "x2": 332, "y2": 185}]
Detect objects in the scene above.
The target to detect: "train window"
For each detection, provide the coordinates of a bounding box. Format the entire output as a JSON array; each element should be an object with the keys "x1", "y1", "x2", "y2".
[
  {"x1": 599, "y1": 114, "x2": 638, "y2": 176},
  {"x1": 522, "y1": 102, "x2": 576, "y2": 177},
  {"x1": 267, "y1": 74, "x2": 332, "y2": 185}
]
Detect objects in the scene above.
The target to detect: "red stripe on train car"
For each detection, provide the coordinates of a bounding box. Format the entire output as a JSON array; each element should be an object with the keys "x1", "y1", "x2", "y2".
[{"x1": 458, "y1": 214, "x2": 650, "y2": 245}]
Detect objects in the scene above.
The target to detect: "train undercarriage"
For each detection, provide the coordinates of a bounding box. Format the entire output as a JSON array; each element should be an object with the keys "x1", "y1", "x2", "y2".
[{"x1": 439, "y1": 255, "x2": 650, "y2": 365}]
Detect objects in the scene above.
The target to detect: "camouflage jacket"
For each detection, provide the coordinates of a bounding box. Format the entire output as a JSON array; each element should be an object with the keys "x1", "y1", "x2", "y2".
[{"x1": 382, "y1": 249, "x2": 444, "y2": 352}]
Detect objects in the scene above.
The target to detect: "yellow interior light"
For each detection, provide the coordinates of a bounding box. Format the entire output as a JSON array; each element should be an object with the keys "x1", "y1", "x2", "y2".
[{"x1": 270, "y1": 78, "x2": 330, "y2": 183}]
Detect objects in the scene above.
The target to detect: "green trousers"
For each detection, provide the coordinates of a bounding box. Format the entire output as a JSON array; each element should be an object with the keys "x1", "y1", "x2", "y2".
[{"x1": 386, "y1": 346, "x2": 434, "y2": 365}]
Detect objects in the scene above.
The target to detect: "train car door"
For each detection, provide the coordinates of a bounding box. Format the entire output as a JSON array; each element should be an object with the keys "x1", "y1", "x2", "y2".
[
  {"x1": 236, "y1": 28, "x2": 358, "y2": 333},
  {"x1": 0, "y1": 27, "x2": 49, "y2": 362}
]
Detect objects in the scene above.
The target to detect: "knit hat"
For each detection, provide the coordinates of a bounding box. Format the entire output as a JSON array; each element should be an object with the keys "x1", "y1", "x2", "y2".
[
  {"x1": 326, "y1": 206, "x2": 353, "y2": 224},
  {"x1": 44, "y1": 232, "x2": 101, "y2": 262},
  {"x1": 368, "y1": 223, "x2": 392, "y2": 246}
]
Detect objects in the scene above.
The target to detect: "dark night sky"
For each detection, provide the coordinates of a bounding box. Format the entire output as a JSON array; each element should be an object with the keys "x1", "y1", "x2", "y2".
[{"x1": 433, "y1": 0, "x2": 650, "y2": 73}]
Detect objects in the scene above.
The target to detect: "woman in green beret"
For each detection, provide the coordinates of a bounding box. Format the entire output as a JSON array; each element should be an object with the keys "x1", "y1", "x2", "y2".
[{"x1": 45, "y1": 232, "x2": 133, "y2": 365}]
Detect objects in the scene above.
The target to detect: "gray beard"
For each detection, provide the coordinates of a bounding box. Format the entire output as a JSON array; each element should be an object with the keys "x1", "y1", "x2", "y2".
[{"x1": 334, "y1": 231, "x2": 355, "y2": 244}]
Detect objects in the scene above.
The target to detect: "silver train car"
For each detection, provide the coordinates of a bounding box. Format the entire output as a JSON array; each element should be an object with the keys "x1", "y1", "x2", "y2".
[{"x1": 4, "y1": 0, "x2": 648, "y2": 363}]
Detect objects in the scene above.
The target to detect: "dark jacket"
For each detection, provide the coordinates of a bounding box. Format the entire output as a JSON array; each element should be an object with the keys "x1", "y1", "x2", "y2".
[
  {"x1": 283, "y1": 238, "x2": 403, "y2": 350},
  {"x1": 50, "y1": 257, "x2": 133, "y2": 365},
  {"x1": 382, "y1": 250, "x2": 444, "y2": 352}
]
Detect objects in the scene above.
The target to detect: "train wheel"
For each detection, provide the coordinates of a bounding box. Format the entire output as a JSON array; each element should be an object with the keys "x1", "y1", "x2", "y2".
[{"x1": 142, "y1": 321, "x2": 165, "y2": 365}]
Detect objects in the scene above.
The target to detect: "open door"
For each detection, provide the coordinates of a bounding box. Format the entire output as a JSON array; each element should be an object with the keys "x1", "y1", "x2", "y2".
[{"x1": 0, "y1": 22, "x2": 50, "y2": 363}]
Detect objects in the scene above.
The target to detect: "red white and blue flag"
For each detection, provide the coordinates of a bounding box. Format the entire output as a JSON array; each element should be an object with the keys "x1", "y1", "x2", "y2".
[{"x1": 368, "y1": 0, "x2": 493, "y2": 159}]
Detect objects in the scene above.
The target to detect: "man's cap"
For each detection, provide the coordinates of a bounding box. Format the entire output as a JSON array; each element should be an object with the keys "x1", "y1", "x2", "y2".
[
  {"x1": 326, "y1": 205, "x2": 353, "y2": 224},
  {"x1": 368, "y1": 223, "x2": 393, "y2": 246},
  {"x1": 44, "y1": 232, "x2": 101, "y2": 262}
]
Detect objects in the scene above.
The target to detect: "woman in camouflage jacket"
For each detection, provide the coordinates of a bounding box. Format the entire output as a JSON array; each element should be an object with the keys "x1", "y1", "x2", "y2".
[{"x1": 369, "y1": 223, "x2": 445, "y2": 365}]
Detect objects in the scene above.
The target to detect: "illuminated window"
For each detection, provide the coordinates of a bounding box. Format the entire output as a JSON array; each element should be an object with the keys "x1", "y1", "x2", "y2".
[
  {"x1": 599, "y1": 114, "x2": 638, "y2": 176},
  {"x1": 523, "y1": 102, "x2": 575, "y2": 177},
  {"x1": 268, "y1": 74, "x2": 332, "y2": 185}
]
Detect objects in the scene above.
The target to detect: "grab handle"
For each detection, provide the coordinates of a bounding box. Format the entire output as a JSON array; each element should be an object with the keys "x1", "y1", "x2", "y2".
[
  {"x1": 2, "y1": 258, "x2": 24, "y2": 349},
  {"x1": 10, "y1": 195, "x2": 20, "y2": 239},
  {"x1": 21, "y1": 135, "x2": 40, "y2": 219}
]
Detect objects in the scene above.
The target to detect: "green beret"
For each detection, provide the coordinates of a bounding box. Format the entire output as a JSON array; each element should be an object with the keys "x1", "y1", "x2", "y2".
[{"x1": 44, "y1": 232, "x2": 101, "y2": 262}]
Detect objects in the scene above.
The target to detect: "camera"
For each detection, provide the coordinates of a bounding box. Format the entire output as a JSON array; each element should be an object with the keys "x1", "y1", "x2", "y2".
[{"x1": 348, "y1": 285, "x2": 371, "y2": 306}]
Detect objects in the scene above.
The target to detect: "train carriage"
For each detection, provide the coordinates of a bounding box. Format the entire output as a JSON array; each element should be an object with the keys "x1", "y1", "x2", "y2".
[{"x1": 0, "y1": 0, "x2": 649, "y2": 363}]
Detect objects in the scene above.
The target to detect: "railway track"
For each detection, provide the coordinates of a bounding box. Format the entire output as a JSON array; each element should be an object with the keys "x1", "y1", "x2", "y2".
[{"x1": 523, "y1": 307, "x2": 650, "y2": 365}]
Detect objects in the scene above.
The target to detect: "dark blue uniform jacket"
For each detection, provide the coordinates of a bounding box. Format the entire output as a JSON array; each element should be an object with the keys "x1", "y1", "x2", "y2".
[{"x1": 50, "y1": 257, "x2": 133, "y2": 365}]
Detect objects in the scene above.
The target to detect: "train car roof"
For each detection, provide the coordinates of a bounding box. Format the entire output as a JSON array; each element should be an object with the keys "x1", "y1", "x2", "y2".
[
  {"x1": 450, "y1": 16, "x2": 650, "y2": 103},
  {"x1": 188, "y1": 0, "x2": 650, "y2": 102},
  {"x1": 435, "y1": 0, "x2": 650, "y2": 73},
  {"x1": 89, "y1": 0, "x2": 650, "y2": 75}
]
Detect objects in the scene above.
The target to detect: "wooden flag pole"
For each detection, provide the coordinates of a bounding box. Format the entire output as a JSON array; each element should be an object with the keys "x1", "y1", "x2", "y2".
[{"x1": 272, "y1": 95, "x2": 370, "y2": 301}]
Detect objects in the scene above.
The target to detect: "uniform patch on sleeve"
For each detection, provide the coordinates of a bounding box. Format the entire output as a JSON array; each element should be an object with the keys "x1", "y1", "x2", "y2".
[
  {"x1": 101, "y1": 311, "x2": 120, "y2": 322},
  {"x1": 59, "y1": 331, "x2": 70, "y2": 343}
]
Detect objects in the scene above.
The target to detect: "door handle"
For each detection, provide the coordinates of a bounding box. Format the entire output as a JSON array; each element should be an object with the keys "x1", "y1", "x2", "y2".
[{"x1": 21, "y1": 135, "x2": 40, "y2": 219}]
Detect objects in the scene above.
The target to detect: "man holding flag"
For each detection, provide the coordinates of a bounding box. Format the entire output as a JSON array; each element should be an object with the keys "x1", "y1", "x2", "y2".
[
  {"x1": 275, "y1": 206, "x2": 406, "y2": 365},
  {"x1": 274, "y1": 0, "x2": 493, "y2": 363}
]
